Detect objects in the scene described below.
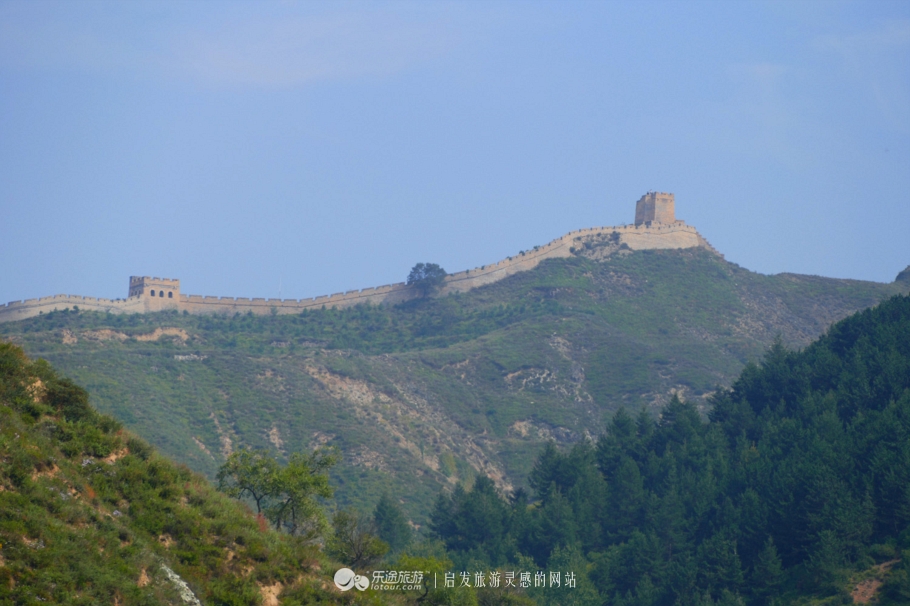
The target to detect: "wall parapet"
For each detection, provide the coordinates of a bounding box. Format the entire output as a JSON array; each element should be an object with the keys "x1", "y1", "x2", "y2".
[{"x1": 0, "y1": 293, "x2": 146, "y2": 323}]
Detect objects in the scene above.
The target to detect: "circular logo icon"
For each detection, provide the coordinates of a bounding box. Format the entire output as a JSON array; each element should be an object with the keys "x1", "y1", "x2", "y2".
[
  {"x1": 334, "y1": 568, "x2": 356, "y2": 591},
  {"x1": 334, "y1": 568, "x2": 370, "y2": 591}
]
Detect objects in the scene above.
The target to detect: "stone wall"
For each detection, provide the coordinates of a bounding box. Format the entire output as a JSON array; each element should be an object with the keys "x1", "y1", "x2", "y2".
[
  {"x1": 178, "y1": 282, "x2": 415, "y2": 316},
  {"x1": 0, "y1": 219, "x2": 722, "y2": 323},
  {"x1": 169, "y1": 220, "x2": 719, "y2": 316},
  {"x1": 0, "y1": 294, "x2": 146, "y2": 323}
]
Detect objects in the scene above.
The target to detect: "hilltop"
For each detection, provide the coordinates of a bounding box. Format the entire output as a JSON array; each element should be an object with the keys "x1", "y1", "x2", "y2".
[
  {"x1": 0, "y1": 192, "x2": 718, "y2": 323},
  {"x1": 3, "y1": 245, "x2": 906, "y2": 525}
]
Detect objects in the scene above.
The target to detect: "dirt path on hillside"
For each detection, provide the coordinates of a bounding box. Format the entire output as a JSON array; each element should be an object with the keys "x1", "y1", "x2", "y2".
[{"x1": 852, "y1": 559, "x2": 899, "y2": 603}]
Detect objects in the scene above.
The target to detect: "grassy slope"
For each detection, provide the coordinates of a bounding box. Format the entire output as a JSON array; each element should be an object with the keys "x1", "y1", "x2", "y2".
[
  {"x1": 2, "y1": 249, "x2": 905, "y2": 526},
  {"x1": 0, "y1": 343, "x2": 371, "y2": 605}
]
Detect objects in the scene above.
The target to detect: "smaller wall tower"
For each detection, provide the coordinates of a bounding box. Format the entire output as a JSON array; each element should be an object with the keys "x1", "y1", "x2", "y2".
[
  {"x1": 635, "y1": 192, "x2": 675, "y2": 225},
  {"x1": 129, "y1": 276, "x2": 181, "y2": 311}
]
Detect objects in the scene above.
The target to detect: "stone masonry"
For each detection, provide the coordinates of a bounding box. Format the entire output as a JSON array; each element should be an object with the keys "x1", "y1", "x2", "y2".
[{"x1": 635, "y1": 191, "x2": 675, "y2": 226}]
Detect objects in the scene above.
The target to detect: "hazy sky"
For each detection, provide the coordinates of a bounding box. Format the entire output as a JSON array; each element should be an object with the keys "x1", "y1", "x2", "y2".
[{"x1": 1, "y1": 0, "x2": 908, "y2": 304}]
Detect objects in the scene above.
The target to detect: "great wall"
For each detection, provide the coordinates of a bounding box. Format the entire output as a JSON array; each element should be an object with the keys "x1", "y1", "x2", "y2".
[{"x1": 0, "y1": 193, "x2": 723, "y2": 323}]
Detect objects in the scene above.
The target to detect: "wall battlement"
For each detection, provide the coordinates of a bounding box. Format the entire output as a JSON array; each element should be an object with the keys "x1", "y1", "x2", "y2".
[{"x1": 0, "y1": 193, "x2": 721, "y2": 323}]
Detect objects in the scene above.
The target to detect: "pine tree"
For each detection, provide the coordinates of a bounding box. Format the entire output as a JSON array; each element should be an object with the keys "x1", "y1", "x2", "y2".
[
  {"x1": 749, "y1": 537, "x2": 782, "y2": 601},
  {"x1": 373, "y1": 493, "x2": 412, "y2": 554}
]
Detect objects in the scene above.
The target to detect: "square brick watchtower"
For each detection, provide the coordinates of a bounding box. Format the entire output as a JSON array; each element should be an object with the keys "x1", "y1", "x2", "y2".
[
  {"x1": 129, "y1": 276, "x2": 181, "y2": 311},
  {"x1": 635, "y1": 192, "x2": 675, "y2": 225}
]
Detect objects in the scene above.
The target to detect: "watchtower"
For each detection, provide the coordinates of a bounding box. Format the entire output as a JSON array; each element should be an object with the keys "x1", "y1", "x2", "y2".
[
  {"x1": 129, "y1": 276, "x2": 181, "y2": 311},
  {"x1": 635, "y1": 192, "x2": 675, "y2": 226}
]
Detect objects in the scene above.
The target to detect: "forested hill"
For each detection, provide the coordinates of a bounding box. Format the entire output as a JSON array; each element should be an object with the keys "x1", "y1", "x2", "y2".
[
  {"x1": 1, "y1": 250, "x2": 906, "y2": 527},
  {"x1": 431, "y1": 294, "x2": 910, "y2": 604}
]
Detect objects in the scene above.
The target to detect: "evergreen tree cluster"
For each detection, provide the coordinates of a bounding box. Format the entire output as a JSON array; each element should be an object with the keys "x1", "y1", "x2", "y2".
[{"x1": 429, "y1": 295, "x2": 910, "y2": 604}]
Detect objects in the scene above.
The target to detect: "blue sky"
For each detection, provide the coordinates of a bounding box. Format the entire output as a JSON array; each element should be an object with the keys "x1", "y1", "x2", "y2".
[{"x1": 1, "y1": 0, "x2": 908, "y2": 304}]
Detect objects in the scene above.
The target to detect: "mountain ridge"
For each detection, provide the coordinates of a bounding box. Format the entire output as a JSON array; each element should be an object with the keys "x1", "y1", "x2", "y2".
[
  {"x1": 3, "y1": 247, "x2": 906, "y2": 526},
  {"x1": 0, "y1": 193, "x2": 720, "y2": 322}
]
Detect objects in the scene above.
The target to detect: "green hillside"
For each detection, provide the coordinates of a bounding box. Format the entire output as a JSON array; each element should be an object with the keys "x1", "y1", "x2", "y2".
[
  {"x1": 2, "y1": 249, "x2": 906, "y2": 525},
  {"x1": 0, "y1": 342, "x2": 363, "y2": 605}
]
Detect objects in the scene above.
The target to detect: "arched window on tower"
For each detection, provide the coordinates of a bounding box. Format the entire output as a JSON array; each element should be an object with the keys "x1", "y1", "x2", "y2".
[
  {"x1": 150, "y1": 290, "x2": 155, "y2": 297},
  {"x1": 168, "y1": 292, "x2": 173, "y2": 298}
]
